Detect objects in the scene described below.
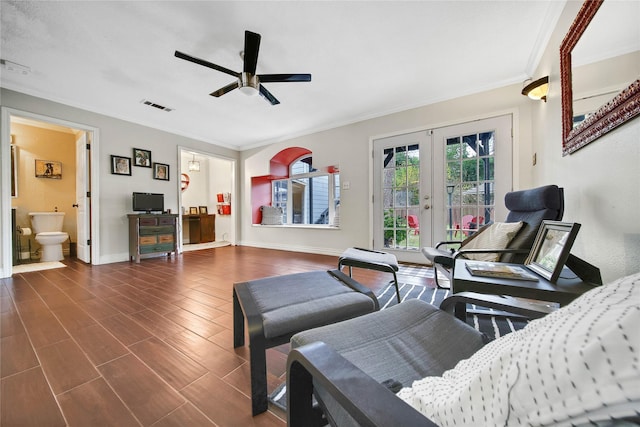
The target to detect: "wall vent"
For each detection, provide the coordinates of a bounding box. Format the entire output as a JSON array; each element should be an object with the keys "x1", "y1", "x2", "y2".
[{"x1": 141, "y1": 99, "x2": 173, "y2": 112}]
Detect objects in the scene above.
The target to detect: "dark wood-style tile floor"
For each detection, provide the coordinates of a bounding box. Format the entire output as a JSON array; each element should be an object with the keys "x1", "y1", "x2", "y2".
[{"x1": 1, "y1": 246, "x2": 397, "y2": 426}]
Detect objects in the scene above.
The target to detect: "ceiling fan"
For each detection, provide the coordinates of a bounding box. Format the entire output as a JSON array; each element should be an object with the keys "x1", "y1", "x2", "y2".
[{"x1": 175, "y1": 30, "x2": 311, "y2": 105}]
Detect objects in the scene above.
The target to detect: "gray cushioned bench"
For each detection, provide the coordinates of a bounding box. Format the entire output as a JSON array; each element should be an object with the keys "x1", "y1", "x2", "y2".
[{"x1": 233, "y1": 269, "x2": 379, "y2": 415}]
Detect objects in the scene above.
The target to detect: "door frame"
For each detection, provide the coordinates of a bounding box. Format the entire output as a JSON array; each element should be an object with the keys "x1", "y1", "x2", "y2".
[
  {"x1": 368, "y1": 110, "x2": 519, "y2": 264},
  {"x1": 0, "y1": 107, "x2": 100, "y2": 278},
  {"x1": 177, "y1": 146, "x2": 237, "y2": 252}
]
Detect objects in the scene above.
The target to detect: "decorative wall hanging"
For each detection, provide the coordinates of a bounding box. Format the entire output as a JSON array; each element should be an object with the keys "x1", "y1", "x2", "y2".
[
  {"x1": 153, "y1": 162, "x2": 170, "y2": 181},
  {"x1": 111, "y1": 155, "x2": 131, "y2": 176},
  {"x1": 35, "y1": 159, "x2": 62, "y2": 179},
  {"x1": 133, "y1": 148, "x2": 152, "y2": 167},
  {"x1": 181, "y1": 173, "x2": 190, "y2": 191}
]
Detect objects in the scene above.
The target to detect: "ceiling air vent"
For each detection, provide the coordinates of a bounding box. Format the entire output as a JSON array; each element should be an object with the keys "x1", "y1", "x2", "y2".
[{"x1": 141, "y1": 99, "x2": 173, "y2": 112}]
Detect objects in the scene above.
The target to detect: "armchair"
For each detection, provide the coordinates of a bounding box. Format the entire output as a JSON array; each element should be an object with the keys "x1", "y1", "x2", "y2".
[
  {"x1": 287, "y1": 272, "x2": 640, "y2": 426},
  {"x1": 422, "y1": 184, "x2": 564, "y2": 288}
]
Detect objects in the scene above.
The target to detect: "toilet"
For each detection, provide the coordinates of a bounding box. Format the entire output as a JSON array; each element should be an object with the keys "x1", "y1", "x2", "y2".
[{"x1": 29, "y1": 212, "x2": 69, "y2": 262}]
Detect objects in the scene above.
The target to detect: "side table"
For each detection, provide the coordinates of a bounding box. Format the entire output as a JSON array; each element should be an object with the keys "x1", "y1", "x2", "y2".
[{"x1": 451, "y1": 259, "x2": 599, "y2": 321}]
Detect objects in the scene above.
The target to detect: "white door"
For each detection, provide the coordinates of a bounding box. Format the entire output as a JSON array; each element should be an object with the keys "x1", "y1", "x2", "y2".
[
  {"x1": 431, "y1": 114, "x2": 513, "y2": 244},
  {"x1": 75, "y1": 132, "x2": 90, "y2": 263},
  {"x1": 373, "y1": 131, "x2": 432, "y2": 264},
  {"x1": 373, "y1": 115, "x2": 512, "y2": 264}
]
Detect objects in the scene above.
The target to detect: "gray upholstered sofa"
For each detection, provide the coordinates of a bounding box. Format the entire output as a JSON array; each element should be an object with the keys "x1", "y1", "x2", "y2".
[{"x1": 287, "y1": 272, "x2": 640, "y2": 426}]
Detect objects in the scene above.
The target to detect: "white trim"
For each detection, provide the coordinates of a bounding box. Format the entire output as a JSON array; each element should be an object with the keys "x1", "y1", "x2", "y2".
[
  {"x1": 177, "y1": 146, "x2": 237, "y2": 252},
  {"x1": 0, "y1": 107, "x2": 101, "y2": 278}
]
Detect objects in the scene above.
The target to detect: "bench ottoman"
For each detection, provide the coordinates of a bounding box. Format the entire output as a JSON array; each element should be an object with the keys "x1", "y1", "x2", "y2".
[{"x1": 233, "y1": 269, "x2": 379, "y2": 415}]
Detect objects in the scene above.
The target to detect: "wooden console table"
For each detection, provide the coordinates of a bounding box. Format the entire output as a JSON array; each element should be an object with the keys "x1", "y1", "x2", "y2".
[{"x1": 183, "y1": 214, "x2": 215, "y2": 244}]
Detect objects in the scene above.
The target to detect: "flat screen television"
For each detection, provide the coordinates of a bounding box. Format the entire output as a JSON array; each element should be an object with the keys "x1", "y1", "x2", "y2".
[{"x1": 132, "y1": 192, "x2": 164, "y2": 213}]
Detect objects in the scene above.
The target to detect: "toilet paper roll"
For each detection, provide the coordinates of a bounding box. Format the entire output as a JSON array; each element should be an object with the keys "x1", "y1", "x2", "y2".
[{"x1": 19, "y1": 227, "x2": 32, "y2": 236}]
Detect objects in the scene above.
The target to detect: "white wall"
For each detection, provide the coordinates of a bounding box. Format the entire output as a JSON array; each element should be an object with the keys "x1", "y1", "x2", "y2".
[
  {"x1": 240, "y1": 1, "x2": 639, "y2": 282},
  {"x1": 240, "y1": 86, "x2": 533, "y2": 256},
  {"x1": 529, "y1": 1, "x2": 640, "y2": 282},
  {"x1": 1, "y1": 88, "x2": 238, "y2": 269}
]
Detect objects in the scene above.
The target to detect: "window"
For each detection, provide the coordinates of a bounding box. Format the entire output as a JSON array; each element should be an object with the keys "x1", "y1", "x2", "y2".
[
  {"x1": 446, "y1": 131, "x2": 496, "y2": 237},
  {"x1": 271, "y1": 156, "x2": 340, "y2": 226}
]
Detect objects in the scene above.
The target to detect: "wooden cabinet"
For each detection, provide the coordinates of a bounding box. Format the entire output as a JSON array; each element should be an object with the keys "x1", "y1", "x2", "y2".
[
  {"x1": 128, "y1": 214, "x2": 178, "y2": 263},
  {"x1": 183, "y1": 214, "x2": 215, "y2": 244}
]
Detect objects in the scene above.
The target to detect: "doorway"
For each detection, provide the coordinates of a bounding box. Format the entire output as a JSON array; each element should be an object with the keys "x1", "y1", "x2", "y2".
[
  {"x1": 1, "y1": 108, "x2": 98, "y2": 278},
  {"x1": 372, "y1": 114, "x2": 512, "y2": 264},
  {"x1": 178, "y1": 147, "x2": 235, "y2": 252}
]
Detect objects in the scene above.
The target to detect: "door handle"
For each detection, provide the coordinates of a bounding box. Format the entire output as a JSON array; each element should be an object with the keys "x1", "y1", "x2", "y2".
[
  {"x1": 72, "y1": 204, "x2": 79, "y2": 208},
  {"x1": 424, "y1": 205, "x2": 430, "y2": 210}
]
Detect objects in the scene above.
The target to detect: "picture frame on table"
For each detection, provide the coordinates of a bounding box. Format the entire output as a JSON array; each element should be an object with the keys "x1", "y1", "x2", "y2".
[
  {"x1": 111, "y1": 155, "x2": 131, "y2": 176},
  {"x1": 199, "y1": 206, "x2": 208, "y2": 214},
  {"x1": 153, "y1": 162, "x2": 170, "y2": 181},
  {"x1": 525, "y1": 220, "x2": 581, "y2": 283},
  {"x1": 133, "y1": 148, "x2": 152, "y2": 168},
  {"x1": 189, "y1": 207, "x2": 198, "y2": 215}
]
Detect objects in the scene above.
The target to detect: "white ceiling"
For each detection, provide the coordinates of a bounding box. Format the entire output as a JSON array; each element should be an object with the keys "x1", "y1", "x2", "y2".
[{"x1": 1, "y1": 1, "x2": 567, "y2": 151}]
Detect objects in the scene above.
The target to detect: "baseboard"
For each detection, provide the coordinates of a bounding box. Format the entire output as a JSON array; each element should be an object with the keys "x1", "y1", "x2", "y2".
[{"x1": 238, "y1": 240, "x2": 343, "y2": 257}]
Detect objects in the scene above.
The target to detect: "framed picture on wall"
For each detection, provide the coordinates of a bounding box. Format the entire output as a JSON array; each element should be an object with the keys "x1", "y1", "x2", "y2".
[
  {"x1": 153, "y1": 162, "x2": 170, "y2": 181},
  {"x1": 133, "y1": 148, "x2": 152, "y2": 168},
  {"x1": 111, "y1": 155, "x2": 131, "y2": 176},
  {"x1": 35, "y1": 159, "x2": 62, "y2": 179}
]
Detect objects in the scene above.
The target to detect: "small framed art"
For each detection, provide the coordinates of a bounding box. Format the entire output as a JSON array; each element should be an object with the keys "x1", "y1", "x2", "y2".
[
  {"x1": 189, "y1": 207, "x2": 198, "y2": 215},
  {"x1": 153, "y1": 163, "x2": 169, "y2": 180},
  {"x1": 111, "y1": 155, "x2": 131, "y2": 176},
  {"x1": 525, "y1": 221, "x2": 581, "y2": 283},
  {"x1": 199, "y1": 206, "x2": 208, "y2": 214},
  {"x1": 133, "y1": 148, "x2": 152, "y2": 168},
  {"x1": 35, "y1": 159, "x2": 62, "y2": 179}
]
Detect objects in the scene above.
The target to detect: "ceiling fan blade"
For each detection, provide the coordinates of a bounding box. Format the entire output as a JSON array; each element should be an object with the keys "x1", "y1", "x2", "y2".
[
  {"x1": 175, "y1": 50, "x2": 239, "y2": 78},
  {"x1": 258, "y1": 74, "x2": 312, "y2": 83},
  {"x1": 210, "y1": 81, "x2": 239, "y2": 97},
  {"x1": 243, "y1": 31, "x2": 261, "y2": 75},
  {"x1": 259, "y1": 85, "x2": 280, "y2": 105}
]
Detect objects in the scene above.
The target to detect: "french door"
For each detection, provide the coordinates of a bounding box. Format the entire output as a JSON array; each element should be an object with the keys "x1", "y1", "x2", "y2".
[
  {"x1": 373, "y1": 131, "x2": 432, "y2": 264},
  {"x1": 373, "y1": 115, "x2": 512, "y2": 264}
]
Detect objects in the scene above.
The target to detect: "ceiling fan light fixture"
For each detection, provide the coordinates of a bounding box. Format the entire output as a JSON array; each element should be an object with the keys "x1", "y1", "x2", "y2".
[{"x1": 239, "y1": 72, "x2": 259, "y2": 96}]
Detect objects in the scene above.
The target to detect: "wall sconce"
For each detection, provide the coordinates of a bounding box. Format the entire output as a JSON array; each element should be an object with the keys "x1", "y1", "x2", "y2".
[
  {"x1": 522, "y1": 76, "x2": 549, "y2": 102},
  {"x1": 188, "y1": 154, "x2": 200, "y2": 172}
]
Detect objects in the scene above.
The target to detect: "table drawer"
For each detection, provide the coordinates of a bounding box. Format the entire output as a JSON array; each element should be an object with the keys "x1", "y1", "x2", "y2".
[
  {"x1": 158, "y1": 217, "x2": 175, "y2": 225},
  {"x1": 140, "y1": 243, "x2": 174, "y2": 254},
  {"x1": 158, "y1": 234, "x2": 174, "y2": 243},
  {"x1": 139, "y1": 226, "x2": 174, "y2": 235},
  {"x1": 139, "y1": 236, "x2": 157, "y2": 245},
  {"x1": 139, "y1": 217, "x2": 158, "y2": 226}
]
